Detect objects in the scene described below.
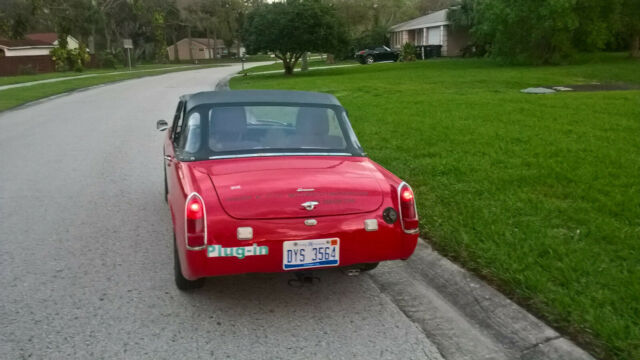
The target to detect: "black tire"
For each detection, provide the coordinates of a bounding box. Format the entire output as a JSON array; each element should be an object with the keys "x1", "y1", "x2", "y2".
[
  {"x1": 174, "y1": 238, "x2": 205, "y2": 290},
  {"x1": 365, "y1": 55, "x2": 375, "y2": 65},
  {"x1": 359, "y1": 262, "x2": 379, "y2": 272}
]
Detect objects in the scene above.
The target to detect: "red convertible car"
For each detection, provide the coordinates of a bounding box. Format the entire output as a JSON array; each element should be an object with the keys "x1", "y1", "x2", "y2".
[{"x1": 156, "y1": 90, "x2": 419, "y2": 290}]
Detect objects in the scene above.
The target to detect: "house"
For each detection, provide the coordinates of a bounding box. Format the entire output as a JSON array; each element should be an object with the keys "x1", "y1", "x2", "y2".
[
  {"x1": 26, "y1": 33, "x2": 80, "y2": 50},
  {"x1": 0, "y1": 37, "x2": 54, "y2": 57},
  {"x1": 389, "y1": 9, "x2": 469, "y2": 57},
  {"x1": 167, "y1": 38, "x2": 245, "y2": 61}
]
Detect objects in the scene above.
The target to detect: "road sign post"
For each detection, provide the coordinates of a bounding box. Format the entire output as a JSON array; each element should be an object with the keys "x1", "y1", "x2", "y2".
[{"x1": 123, "y1": 39, "x2": 133, "y2": 71}]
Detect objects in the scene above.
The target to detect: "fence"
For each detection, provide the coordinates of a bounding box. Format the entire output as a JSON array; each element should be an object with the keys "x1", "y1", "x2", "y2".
[
  {"x1": 0, "y1": 54, "x2": 98, "y2": 76},
  {"x1": 0, "y1": 55, "x2": 55, "y2": 76}
]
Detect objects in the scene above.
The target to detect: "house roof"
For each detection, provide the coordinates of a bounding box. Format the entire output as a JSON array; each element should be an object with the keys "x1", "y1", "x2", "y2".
[
  {"x1": 26, "y1": 33, "x2": 59, "y2": 44},
  {"x1": 0, "y1": 37, "x2": 53, "y2": 49},
  {"x1": 389, "y1": 9, "x2": 449, "y2": 32}
]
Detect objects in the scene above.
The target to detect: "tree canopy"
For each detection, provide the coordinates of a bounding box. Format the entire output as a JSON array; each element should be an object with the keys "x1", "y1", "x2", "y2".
[
  {"x1": 243, "y1": 0, "x2": 348, "y2": 74},
  {"x1": 448, "y1": 0, "x2": 640, "y2": 63}
]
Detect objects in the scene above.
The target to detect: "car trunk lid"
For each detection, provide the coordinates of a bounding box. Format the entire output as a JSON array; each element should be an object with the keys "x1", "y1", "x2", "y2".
[{"x1": 200, "y1": 157, "x2": 383, "y2": 219}]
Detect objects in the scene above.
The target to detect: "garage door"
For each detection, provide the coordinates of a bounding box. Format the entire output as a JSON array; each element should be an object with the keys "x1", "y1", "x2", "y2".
[{"x1": 428, "y1": 27, "x2": 441, "y2": 45}]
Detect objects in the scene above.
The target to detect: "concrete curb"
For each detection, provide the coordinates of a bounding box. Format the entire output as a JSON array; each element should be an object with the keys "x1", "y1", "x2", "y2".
[
  {"x1": 214, "y1": 74, "x2": 232, "y2": 90},
  {"x1": 369, "y1": 240, "x2": 595, "y2": 360}
]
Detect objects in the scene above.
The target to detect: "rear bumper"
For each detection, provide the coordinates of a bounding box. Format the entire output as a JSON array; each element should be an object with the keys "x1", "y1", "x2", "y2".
[{"x1": 179, "y1": 212, "x2": 418, "y2": 279}]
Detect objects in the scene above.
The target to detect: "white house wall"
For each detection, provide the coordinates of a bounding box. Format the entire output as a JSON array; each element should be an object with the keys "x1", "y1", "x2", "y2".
[
  {"x1": 53, "y1": 36, "x2": 79, "y2": 50},
  {"x1": 3, "y1": 48, "x2": 52, "y2": 57}
]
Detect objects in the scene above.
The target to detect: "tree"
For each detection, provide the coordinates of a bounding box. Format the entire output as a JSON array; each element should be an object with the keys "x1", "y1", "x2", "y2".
[
  {"x1": 472, "y1": 0, "x2": 579, "y2": 64},
  {"x1": 620, "y1": 0, "x2": 640, "y2": 57},
  {"x1": 447, "y1": 0, "x2": 639, "y2": 63},
  {"x1": 0, "y1": 0, "x2": 39, "y2": 39},
  {"x1": 243, "y1": 0, "x2": 347, "y2": 75},
  {"x1": 44, "y1": 0, "x2": 99, "y2": 45}
]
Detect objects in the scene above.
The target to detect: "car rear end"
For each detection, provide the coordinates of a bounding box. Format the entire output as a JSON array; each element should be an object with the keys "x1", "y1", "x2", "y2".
[
  {"x1": 355, "y1": 50, "x2": 368, "y2": 64},
  {"x1": 176, "y1": 157, "x2": 419, "y2": 279}
]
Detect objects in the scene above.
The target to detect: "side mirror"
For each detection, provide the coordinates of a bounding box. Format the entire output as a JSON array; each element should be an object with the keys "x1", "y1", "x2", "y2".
[{"x1": 157, "y1": 119, "x2": 169, "y2": 131}]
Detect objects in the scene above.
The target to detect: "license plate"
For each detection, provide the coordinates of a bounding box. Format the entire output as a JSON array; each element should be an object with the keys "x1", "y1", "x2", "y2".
[{"x1": 283, "y1": 238, "x2": 340, "y2": 270}]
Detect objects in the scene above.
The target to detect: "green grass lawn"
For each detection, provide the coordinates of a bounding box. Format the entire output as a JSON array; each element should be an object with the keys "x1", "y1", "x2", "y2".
[
  {"x1": 0, "y1": 64, "x2": 221, "y2": 112},
  {"x1": 231, "y1": 53, "x2": 640, "y2": 360},
  {"x1": 0, "y1": 63, "x2": 204, "y2": 86},
  {"x1": 240, "y1": 58, "x2": 357, "y2": 74}
]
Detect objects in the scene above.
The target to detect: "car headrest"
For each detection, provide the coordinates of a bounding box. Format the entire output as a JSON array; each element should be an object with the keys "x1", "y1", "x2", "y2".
[
  {"x1": 296, "y1": 107, "x2": 329, "y2": 135},
  {"x1": 211, "y1": 106, "x2": 247, "y2": 134}
]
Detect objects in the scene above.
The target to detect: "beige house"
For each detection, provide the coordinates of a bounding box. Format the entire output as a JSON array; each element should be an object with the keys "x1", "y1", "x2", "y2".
[
  {"x1": 389, "y1": 9, "x2": 469, "y2": 57},
  {"x1": 167, "y1": 38, "x2": 245, "y2": 61}
]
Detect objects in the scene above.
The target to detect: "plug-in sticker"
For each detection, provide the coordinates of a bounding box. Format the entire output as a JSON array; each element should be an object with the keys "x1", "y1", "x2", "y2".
[{"x1": 207, "y1": 244, "x2": 268, "y2": 259}]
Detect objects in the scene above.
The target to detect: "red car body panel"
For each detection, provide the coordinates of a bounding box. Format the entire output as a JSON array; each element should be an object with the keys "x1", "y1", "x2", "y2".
[
  {"x1": 206, "y1": 157, "x2": 384, "y2": 219},
  {"x1": 164, "y1": 128, "x2": 418, "y2": 280}
]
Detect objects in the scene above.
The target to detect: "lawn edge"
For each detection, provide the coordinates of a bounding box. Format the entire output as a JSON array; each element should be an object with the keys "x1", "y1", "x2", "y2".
[{"x1": 0, "y1": 65, "x2": 226, "y2": 115}]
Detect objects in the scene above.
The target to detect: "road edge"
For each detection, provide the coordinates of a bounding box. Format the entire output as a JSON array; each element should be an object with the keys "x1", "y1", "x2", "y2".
[
  {"x1": 0, "y1": 65, "x2": 229, "y2": 116},
  {"x1": 368, "y1": 240, "x2": 596, "y2": 360}
]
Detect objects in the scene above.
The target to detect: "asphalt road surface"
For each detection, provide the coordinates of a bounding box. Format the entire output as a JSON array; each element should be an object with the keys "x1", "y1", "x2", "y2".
[
  {"x1": 1, "y1": 64, "x2": 594, "y2": 360},
  {"x1": 0, "y1": 64, "x2": 443, "y2": 359}
]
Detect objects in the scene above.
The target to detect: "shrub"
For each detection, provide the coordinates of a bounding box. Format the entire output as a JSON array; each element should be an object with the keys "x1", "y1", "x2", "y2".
[
  {"x1": 98, "y1": 51, "x2": 118, "y2": 69},
  {"x1": 51, "y1": 46, "x2": 68, "y2": 72},
  {"x1": 50, "y1": 43, "x2": 91, "y2": 72},
  {"x1": 402, "y1": 42, "x2": 417, "y2": 62}
]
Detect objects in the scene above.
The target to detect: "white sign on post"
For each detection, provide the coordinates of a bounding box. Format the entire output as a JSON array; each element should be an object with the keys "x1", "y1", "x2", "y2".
[{"x1": 123, "y1": 39, "x2": 133, "y2": 71}]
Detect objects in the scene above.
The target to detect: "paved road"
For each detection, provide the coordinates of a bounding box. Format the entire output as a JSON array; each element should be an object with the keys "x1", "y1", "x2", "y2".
[
  {"x1": 0, "y1": 64, "x2": 443, "y2": 359},
  {"x1": 0, "y1": 64, "x2": 594, "y2": 360}
]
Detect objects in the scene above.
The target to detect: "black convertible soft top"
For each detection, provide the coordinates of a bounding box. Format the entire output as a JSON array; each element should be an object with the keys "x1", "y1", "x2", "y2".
[{"x1": 181, "y1": 90, "x2": 342, "y2": 112}]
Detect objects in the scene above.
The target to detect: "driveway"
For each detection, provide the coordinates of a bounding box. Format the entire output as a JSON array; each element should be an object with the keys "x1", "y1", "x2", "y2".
[{"x1": 0, "y1": 64, "x2": 592, "y2": 359}]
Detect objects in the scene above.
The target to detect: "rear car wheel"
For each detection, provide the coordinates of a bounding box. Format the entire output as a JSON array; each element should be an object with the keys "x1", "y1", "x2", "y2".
[
  {"x1": 174, "y1": 237, "x2": 205, "y2": 290},
  {"x1": 365, "y1": 55, "x2": 375, "y2": 65}
]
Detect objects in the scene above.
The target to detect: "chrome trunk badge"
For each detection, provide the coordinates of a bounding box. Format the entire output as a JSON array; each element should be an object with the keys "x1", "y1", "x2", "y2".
[
  {"x1": 301, "y1": 201, "x2": 319, "y2": 211},
  {"x1": 304, "y1": 219, "x2": 318, "y2": 226}
]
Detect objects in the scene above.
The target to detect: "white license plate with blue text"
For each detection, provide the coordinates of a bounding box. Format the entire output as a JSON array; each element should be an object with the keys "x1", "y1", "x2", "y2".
[{"x1": 283, "y1": 238, "x2": 340, "y2": 270}]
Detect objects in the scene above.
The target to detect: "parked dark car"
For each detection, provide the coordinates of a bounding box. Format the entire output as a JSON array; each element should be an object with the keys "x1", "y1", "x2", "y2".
[{"x1": 355, "y1": 46, "x2": 400, "y2": 64}]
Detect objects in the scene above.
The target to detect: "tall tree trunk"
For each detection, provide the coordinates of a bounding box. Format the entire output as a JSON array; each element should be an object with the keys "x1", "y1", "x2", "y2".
[
  {"x1": 102, "y1": 14, "x2": 111, "y2": 52},
  {"x1": 631, "y1": 34, "x2": 640, "y2": 58},
  {"x1": 283, "y1": 62, "x2": 294, "y2": 75},
  {"x1": 187, "y1": 26, "x2": 194, "y2": 63},
  {"x1": 212, "y1": 30, "x2": 217, "y2": 60},
  {"x1": 206, "y1": 28, "x2": 212, "y2": 60},
  {"x1": 172, "y1": 32, "x2": 179, "y2": 63},
  {"x1": 301, "y1": 52, "x2": 308, "y2": 71},
  {"x1": 282, "y1": 53, "x2": 293, "y2": 75}
]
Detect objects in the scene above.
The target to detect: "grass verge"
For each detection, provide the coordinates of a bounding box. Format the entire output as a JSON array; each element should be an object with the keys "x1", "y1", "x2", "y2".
[
  {"x1": 0, "y1": 63, "x2": 205, "y2": 86},
  {"x1": 231, "y1": 53, "x2": 640, "y2": 360},
  {"x1": 239, "y1": 59, "x2": 357, "y2": 74},
  {"x1": 0, "y1": 64, "x2": 221, "y2": 112}
]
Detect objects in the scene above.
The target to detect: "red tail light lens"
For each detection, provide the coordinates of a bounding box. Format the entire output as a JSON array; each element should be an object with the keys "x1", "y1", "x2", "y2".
[
  {"x1": 185, "y1": 193, "x2": 206, "y2": 249},
  {"x1": 399, "y1": 183, "x2": 419, "y2": 233}
]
